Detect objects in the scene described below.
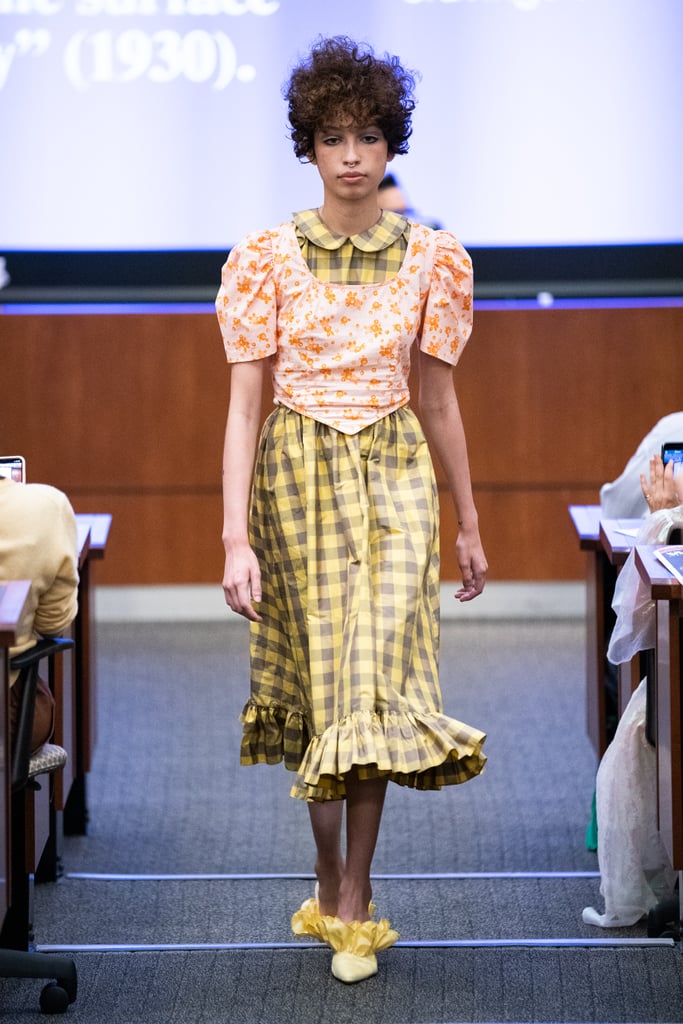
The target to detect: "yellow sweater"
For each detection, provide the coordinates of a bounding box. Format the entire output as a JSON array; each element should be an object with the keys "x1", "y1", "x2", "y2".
[{"x1": 0, "y1": 478, "x2": 79, "y2": 683}]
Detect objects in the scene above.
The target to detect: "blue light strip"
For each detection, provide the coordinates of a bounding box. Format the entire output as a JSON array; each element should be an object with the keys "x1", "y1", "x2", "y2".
[
  {"x1": 66, "y1": 870, "x2": 600, "y2": 881},
  {"x1": 2, "y1": 296, "x2": 683, "y2": 316},
  {"x1": 0, "y1": 302, "x2": 216, "y2": 316},
  {"x1": 35, "y1": 937, "x2": 674, "y2": 953},
  {"x1": 475, "y1": 296, "x2": 683, "y2": 311}
]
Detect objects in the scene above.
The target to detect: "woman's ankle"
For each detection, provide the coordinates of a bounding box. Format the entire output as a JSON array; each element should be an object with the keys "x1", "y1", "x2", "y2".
[
  {"x1": 336, "y1": 875, "x2": 372, "y2": 923},
  {"x1": 315, "y1": 857, "x2": 344, "y2": 916}
]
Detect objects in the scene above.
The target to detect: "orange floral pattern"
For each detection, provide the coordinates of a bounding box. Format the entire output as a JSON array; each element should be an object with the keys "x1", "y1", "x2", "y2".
[{"x1": 216, "y1": 221, "x2": 473, "y2": 435}]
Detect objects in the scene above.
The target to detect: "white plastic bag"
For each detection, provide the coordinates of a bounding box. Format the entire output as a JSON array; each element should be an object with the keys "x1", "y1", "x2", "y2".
[
  {"x1": 607, "y1": 507, "x2": 683, "y2": 666},
  {"x1": 583, "y1": 680, "x2": 676, "y2": 927}
]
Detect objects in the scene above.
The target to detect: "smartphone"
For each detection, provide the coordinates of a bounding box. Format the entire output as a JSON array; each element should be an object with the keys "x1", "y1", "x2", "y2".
[
  {"x1": 0, "y1": 455, "x2": 26, "y2": 483},
  {"x1": 662, "y1": 443, "x2": 683, "y2": 474}
]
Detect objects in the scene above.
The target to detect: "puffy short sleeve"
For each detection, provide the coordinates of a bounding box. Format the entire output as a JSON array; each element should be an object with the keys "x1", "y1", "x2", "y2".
[
  {"x1": 418, "y1": 231, "x2": 473, "y2": 366},
  {"x1": 215, "y1": 230, "x2": 277, "y2": 363}
]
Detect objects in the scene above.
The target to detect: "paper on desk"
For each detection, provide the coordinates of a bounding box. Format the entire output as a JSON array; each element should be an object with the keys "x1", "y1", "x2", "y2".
[{"x1": 613, "y1": 527, "x2": 640, "y2": 537}]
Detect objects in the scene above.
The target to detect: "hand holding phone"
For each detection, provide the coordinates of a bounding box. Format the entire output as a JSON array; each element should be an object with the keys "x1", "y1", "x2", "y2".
[
  {"x1": 662, "y1": 443, "x2": 683, "y2": 475},
  {"x1": 641, "y1": 450, "x2": 683, "y2": 512}
]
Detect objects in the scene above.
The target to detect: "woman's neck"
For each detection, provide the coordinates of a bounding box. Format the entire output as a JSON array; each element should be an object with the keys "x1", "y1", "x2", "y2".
[{"x1": 318, "y1": 196, "x2": 382, "y2": 237}]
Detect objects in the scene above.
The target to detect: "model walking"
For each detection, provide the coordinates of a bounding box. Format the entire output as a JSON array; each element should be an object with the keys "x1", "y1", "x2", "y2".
[{"x1": 217, "y1": 35, "x2": 487, "y2": 983}]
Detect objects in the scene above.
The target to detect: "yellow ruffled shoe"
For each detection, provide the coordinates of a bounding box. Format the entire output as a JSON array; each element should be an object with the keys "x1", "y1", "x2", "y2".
[{"x1": 291, "y1": 895, "x2": 398, "y2": 984}]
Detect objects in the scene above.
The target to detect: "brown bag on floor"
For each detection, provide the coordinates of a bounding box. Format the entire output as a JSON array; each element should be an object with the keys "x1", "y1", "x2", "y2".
[{"x1": 9, "y1": 674, "x2": 56, "y2": 755}]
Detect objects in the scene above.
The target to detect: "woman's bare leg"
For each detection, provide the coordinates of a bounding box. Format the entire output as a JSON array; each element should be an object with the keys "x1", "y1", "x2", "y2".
[
  {"x1": 308, "y1": 799, "x2": 344, "y2": 916},
  {"x1": 337, "y1": 772, "x2": 388, "y2": 923}
]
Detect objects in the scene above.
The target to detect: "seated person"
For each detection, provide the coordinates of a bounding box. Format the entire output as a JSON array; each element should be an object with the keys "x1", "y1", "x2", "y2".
[
  {"x1": 378, "y1": 173, "x2": 443, "y2": 230},
  {"x1": 0, "y1": 467, "x2": 79, "y2": 753},
  {"x1": 583, "y1": 456, "x2": 682, "y2": 928},
  {"x1": 600, "y1": 411, "x2": 683, "y2": 518},
  {"x1": 597, "y1": 418, "x2": 683, "y2": 746}
]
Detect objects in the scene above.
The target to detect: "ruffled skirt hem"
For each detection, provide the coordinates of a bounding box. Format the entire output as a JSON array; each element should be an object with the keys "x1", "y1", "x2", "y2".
[{"x1": 240, "y1": 700, "x2": 486, "y2": 802}]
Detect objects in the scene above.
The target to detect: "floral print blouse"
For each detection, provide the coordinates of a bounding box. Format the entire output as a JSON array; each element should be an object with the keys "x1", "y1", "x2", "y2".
[{"x1": 216, "y1": 214, "x2": 473, "y2": 435}]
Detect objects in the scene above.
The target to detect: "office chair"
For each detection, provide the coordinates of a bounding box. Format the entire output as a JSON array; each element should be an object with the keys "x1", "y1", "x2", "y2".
[{"x1": 0, "y1": 638, "x2": 78, "y2": 1013}]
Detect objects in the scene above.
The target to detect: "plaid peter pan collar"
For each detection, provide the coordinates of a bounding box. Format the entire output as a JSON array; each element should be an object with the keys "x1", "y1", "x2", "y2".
[{"x1": 293, "y1": 208, "x2": 409, "y2": 252}]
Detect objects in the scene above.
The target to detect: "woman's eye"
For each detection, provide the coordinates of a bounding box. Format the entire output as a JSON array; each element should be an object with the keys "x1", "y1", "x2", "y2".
[
  {"x1": 361, "y1": 135, "x2": 379, "y2": 144},
  {"x1": 322, "y1": 136, "x2": 340, "y2": 146}
]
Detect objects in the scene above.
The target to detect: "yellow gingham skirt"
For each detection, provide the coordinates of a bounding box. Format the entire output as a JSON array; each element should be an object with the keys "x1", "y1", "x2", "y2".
[{"x1": 240, "y1": 404, "x2": 486, "y2": 801}]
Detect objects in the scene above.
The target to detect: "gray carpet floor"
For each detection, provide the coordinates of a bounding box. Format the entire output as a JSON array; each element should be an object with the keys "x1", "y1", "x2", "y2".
[{"x1": 2, "y1": 618, "x2": 683, "y2": 1022}]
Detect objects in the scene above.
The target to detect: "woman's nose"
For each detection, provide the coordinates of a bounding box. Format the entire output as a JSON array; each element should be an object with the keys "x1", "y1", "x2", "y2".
[{"x1": 343, "y1": 142, "x2": 360, "y2": 164}]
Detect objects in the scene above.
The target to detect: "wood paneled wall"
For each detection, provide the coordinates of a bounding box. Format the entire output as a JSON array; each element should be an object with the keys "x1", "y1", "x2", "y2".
[{"x1": 2, "y1": 305, "x2": 681, "y2": 585}]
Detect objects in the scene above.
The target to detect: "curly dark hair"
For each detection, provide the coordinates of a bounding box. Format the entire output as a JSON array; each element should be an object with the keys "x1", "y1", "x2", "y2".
[{"x1": 284, "y1": 36, "x2": 417, "y2": 160}]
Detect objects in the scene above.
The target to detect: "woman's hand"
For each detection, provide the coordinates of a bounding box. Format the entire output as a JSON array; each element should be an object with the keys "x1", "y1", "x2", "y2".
[
  {"x1": 223, "y1": 540, "x2": 263, "y2": 622},
  {"x1": 454, "y1": 525, "x2": 488, "y2": 602},
  {"x1": 640, "y1": 455, "x2": 681, "y2": 513}
]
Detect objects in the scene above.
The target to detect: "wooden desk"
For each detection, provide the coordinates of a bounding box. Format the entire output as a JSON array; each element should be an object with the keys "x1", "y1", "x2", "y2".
[
  {"x1": 30, "y1": 532, "x2": 88, "y2": 884},
  {"x1": 46, "y1": 528, "x2": 89, "y2": 819},
  {"x1": 599, "y1": 519, "x2": 648, "y2": 716},
  {"x1": 635, "y1": 544, "x2": 683, "y2": 869},
  {"x1": 568, "y1": 505, "x2": 642, "y2": 756},
  {"x1": 598, "y1": 519, "x2": 641, "y2": 567},
  {"x1": 65, "y1": 514, "x2": 112, "y2": 834},
  {"x1": 0, "y1": 582, "x2": 31, "y2": 924},
  {"x1": 569, "y1": 505, "x2": 614, "y2": 757}
]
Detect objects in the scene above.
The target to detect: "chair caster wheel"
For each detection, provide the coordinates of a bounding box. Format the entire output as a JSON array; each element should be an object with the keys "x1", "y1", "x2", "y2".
[{"x1": 39, "y1": 981, "x2": 71, "y2": 1014}]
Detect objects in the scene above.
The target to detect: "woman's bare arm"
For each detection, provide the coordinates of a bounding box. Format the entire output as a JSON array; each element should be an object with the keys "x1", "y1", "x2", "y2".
[
  {"x1": 221, "y1": 359, "x2": 266, "y2": 621},
  {"x1": 416, "y1": 349, "x2": 487, "y2": 601}
]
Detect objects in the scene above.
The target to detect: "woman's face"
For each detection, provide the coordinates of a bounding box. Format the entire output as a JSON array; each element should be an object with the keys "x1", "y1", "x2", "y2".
[{"x1": 310, "y1": 123, "x2": 393, "y2": 204}]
